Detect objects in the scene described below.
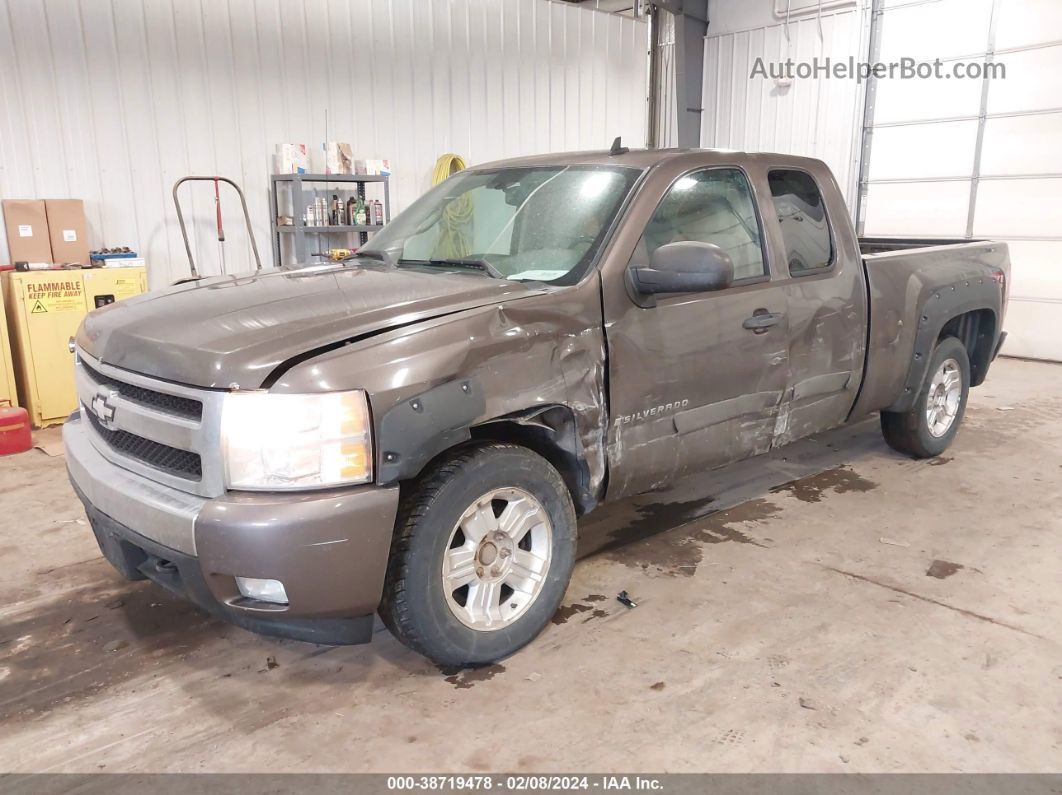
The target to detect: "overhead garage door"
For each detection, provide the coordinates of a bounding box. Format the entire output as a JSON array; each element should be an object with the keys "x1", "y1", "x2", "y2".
[{"x1": 858, "y1": 0, "x2": 1062, "y2": 361}]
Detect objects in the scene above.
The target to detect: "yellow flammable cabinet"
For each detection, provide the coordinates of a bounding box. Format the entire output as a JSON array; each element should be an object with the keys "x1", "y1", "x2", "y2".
[
  {"x1": 82, "y1": 266, "x2": 148, "y2": 309},
  {"x1": 0, "y1": 284, "x2": 18, "y2": 408},
  {"x1": 2, "y1": 267, "x2": 147, "y2": 427}
]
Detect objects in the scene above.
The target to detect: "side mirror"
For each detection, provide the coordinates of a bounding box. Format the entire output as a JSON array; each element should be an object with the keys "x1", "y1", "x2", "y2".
[{"x1": 629, "y1": 241, "x2": 735, "y2": 295}]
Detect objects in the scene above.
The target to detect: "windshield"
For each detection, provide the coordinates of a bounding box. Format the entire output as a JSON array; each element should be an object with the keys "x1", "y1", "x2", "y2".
[{"x1": 361, "y1": 165, "x2": 641, "y2": 284}]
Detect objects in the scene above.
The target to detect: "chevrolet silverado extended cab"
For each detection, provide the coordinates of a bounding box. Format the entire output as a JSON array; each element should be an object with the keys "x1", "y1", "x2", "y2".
[{"x1": 65, "y1": 148, "x2": 1009, "y2": 665}]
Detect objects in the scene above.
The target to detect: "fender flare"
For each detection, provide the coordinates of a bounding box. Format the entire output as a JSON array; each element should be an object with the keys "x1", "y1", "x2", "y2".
[
  {"x1": 885, "y1": 279, "x2": 999, "y2": 413},
  {"x1": 375, "y1": 378, "x2": 486, "y2": 484}
]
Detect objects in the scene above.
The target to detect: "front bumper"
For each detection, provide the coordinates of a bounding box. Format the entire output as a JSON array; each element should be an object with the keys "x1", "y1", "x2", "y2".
[{"x1": 64, "y1": 413, "x2": 400, "y2": 645}]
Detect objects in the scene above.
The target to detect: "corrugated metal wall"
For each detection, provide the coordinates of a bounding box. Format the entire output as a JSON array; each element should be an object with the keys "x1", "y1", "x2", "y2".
[
  {"x1": 700, "y1": 2, "x2": 866, "y2": 207},
  {"x1": 0, "y1": 0, "x2": 648, "y2": 286}
]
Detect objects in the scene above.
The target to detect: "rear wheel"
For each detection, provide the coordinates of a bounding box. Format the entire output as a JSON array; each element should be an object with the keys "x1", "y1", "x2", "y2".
[
  {"x1": 880, "y1": 336, "x2": 970, "y2": 458},
  {"x1": 379, "y1": 442, "x2": 577, "y2": 666}
]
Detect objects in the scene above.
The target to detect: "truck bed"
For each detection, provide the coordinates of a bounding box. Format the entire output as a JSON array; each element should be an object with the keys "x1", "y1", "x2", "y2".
[
  {"x1": 850, "y1": 239, "x2": 1010, "y2": 420},
  {"x1": 859, "y1": 236, "x2": 985, "y2": 256}
]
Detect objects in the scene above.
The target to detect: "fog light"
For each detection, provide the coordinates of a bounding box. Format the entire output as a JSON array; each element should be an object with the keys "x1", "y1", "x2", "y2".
[{"x1": 235, "y1": 577, "x2": 289, "y2": 605}]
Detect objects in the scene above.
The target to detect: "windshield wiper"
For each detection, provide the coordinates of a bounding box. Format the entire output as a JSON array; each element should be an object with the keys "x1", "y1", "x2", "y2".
[
  {"x1": 397, "y1": 258, "x2": 504, "y2": 279},
  {"x1": 431, "y1": 258, "x2": 504, "y2": 279},
  {"x1": 349, "y1": 249, "x2": 393, "y2": 265}
]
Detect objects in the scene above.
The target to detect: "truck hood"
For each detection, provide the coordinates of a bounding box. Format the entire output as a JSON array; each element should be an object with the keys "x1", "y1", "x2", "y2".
[{"x1": 77, "y1": 264, "x2": 545, "y2": 389}]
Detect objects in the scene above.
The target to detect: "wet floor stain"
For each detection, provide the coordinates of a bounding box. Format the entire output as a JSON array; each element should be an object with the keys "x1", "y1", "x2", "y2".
[
  {"x1": 926, "y1": 559, "x2": 964, "y2": 579},
  {"x1": 769, "y1": 465, "x2": 877, "y2": 503},
  {"x1": 551, "y1": 602, "x2": 593, "y2": 625},
  {"x1": 598, "y1": 497, "x2": 781, "y2": 578},
  {"x1": 584, "y1": 494, "x2": 718, "y2": 560},
  {"x1": 438, "y1": 663, "x2": 506, "y2": 689},
  {"x1": 552, "y1": 595, "x2": 613, "y2": 625}
]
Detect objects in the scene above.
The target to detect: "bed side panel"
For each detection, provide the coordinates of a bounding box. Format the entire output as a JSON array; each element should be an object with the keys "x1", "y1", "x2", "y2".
[{"x1": 849, "y1": 242, "x2": 1009, "y2": 418}]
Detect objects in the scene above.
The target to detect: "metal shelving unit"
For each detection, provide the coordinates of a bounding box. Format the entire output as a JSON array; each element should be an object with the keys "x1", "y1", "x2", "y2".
[{"x1": 270, "y1": 173, "x2": 391, "y2": 267}]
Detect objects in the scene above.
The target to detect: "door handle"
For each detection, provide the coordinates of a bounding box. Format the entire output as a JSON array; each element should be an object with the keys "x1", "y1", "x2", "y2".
[{"x1": 742, "y1": 310, "x2": 783, "y2": 333}]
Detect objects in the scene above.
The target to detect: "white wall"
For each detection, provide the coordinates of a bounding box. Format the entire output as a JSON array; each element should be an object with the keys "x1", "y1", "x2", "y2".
[
  {"x1": 701, "y1": 1, "x2": 866, "y2": 208},
  {"x1": 0, "y1": 0, "x2": 648, "y2": 287},
  {"x1": 860, "y1": 0, "x2": 1062, "y2": 361},
  {"x1": 706, "y1": 0, "x2": 784, "y2": 35}
]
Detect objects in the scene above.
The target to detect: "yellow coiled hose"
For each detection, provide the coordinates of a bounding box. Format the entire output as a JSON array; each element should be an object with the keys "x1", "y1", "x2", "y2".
[{"x1": 432, "y1": 153, "x2": 472, "y2": 259}]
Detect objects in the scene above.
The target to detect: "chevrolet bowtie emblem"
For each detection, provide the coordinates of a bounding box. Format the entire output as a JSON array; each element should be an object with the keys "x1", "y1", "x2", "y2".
[{"x1": 90, "y1": 388, "x2": 119, "y2": 427}]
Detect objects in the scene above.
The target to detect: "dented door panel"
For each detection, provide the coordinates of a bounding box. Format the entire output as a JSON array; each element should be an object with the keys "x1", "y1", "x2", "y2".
[
  {"x1": 753, "y1": 160, "x2": 868, "y2": 447},
  {"x1": 603, "y1": 283, "x2": 789, "y2": 498},
  {"x1": 597, "y1": 153, "x2": 797, "y2": 501},
  {"x1": 776, "y1": 278, "x2": 867, "y2": 444}
]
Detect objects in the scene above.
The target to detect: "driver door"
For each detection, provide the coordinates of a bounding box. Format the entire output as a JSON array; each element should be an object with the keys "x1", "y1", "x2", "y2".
[{"x1": 603, "y1": 166, "x2": 790, "y2": 499}]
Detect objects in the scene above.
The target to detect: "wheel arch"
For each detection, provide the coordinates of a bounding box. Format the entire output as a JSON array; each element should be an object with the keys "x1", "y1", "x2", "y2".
[
  {"x1": 885, "y1": 288, "x2": 1000, "y2": 413},
  {"x1": 937, "y1": 308, "x2": 996, "y2": 387},
  {"x1": 468, "y1": 405, "x2": 597, "y2": 516}
]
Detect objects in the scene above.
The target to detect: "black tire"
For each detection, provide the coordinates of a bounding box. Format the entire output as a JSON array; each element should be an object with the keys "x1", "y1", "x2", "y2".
[
  {"x1": 880, "y1": 336, "x2": 971, "y2": 458},
  {"x1": 378, "y1": 442, "x2": 577, "y2": 666}
]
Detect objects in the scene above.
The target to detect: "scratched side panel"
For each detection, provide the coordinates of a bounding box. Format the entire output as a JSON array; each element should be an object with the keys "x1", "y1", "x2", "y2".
[
  {"x1": 759, "y1": 155, "x2": 869, "y2": 446},
  {"x1": 272, "y1": 279, "x2": 610, "y2": 497},
  {"x1": 602, "y1": 283, "x2": 791, "y2": 498},
  {"x1": 595, "y1": 151, "x2": 801, "y2": 501}
]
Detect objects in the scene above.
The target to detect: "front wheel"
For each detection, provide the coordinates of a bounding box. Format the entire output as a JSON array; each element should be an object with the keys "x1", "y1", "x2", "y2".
[
  {"x1": 379, "y1": 442, "x2": 577, "y2": 666},
  {"x1": 880, "y1": 336, "x2": 971, "y2": 458}
]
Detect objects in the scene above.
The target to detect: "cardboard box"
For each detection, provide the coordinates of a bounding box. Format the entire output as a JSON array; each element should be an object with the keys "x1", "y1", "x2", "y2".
[
  {"x1": 274, "y1": 143, "x2": 308, "y2": 174},
  {"x1": 2, "y1": 200, "x2": 52, "y2": 263},
  {"x1": 325, "y1": 142, "x2": 353, "y2": 175},
  {"x1": 45, "y1": 199, "x2": 90, "y2": 265}
]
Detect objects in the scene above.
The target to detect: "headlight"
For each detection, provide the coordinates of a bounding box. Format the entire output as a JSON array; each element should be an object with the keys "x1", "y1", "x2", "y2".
[{"x1": 221, "y1": 390, "x2": 372, "y2": 490}]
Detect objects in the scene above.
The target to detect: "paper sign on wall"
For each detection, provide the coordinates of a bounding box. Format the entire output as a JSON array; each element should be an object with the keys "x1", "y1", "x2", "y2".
[
  {"x1": 18, "y1": 224, "x2": 32, "y2": 237},
  {"x1": 62, "y1": 229, "x2": 77, "y2": 242}
]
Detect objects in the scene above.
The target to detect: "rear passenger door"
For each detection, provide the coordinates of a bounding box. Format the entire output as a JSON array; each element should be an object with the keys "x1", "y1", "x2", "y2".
[
  {"x1": 603, "y1": 167, "x2": 791, "y2": 498},
  {"x1": 765, "y1": 167, "x2": 867, "y2": 442}
]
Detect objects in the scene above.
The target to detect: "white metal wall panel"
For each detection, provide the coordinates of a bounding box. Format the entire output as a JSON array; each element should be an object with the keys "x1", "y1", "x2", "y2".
[
  {"x1": 862, "y1": 180, "x2": 973, "y2": 237},
  {"x1": 0, "y1": 0, "x2": 648, "y2": 287},
  {"x1": 861, "y1": 0, "x2": 1062, "y2": 361},
  {"x1": 701, "y1": 4, "x2": 865, "y2": 209}
]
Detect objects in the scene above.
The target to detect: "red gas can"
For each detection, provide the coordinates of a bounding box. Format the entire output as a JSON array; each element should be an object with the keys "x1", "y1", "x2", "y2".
[{"x1": 0, "y1": 402, "x2": 32, "y2": 455}]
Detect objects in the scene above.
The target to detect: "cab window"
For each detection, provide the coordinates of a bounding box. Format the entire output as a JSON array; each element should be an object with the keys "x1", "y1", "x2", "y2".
[
  {"x1": 768, "y1": 169, "x2": 834, "y2": 274},
  {"x1": 635, "y1": 168, "x2": 767, "y2": 282}
]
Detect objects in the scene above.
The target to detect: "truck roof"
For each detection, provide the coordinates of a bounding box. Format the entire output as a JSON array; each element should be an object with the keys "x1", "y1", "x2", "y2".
[{"x1": 472, "y1": 147, "x2": 827, "y2": 172}]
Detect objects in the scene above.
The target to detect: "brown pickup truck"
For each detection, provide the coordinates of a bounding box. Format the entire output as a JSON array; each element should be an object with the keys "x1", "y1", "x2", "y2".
[{"x1": 65, "y1": 148, "x2": 1009, "y2": 665}]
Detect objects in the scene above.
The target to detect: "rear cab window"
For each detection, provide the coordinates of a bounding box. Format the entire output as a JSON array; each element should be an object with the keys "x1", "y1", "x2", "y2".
[
  {"x1": 767, "y1": 169, "x2": 834, "y2": 275},
  {"x1": 635, "y1": 168, "x2": 768, "y2": 284}
]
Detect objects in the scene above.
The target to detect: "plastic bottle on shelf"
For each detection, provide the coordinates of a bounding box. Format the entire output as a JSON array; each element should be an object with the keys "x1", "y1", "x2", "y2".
[{"x1": 346, "y1": 196, "x2": 357, "y2": 227}]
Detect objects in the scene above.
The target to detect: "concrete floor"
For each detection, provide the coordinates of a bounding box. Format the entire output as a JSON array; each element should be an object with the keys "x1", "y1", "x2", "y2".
[{"x1": 1, "y1": 357, "x2": 1060, "y2": 774}]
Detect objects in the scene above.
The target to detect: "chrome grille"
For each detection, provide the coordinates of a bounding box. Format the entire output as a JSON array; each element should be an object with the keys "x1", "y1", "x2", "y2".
[
  {"x1": 81, "y1": 358, "x2": 202, "y2": 421},
  {"x1": 75, "y1": 347, "x2": 226, "y2": 498}
]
